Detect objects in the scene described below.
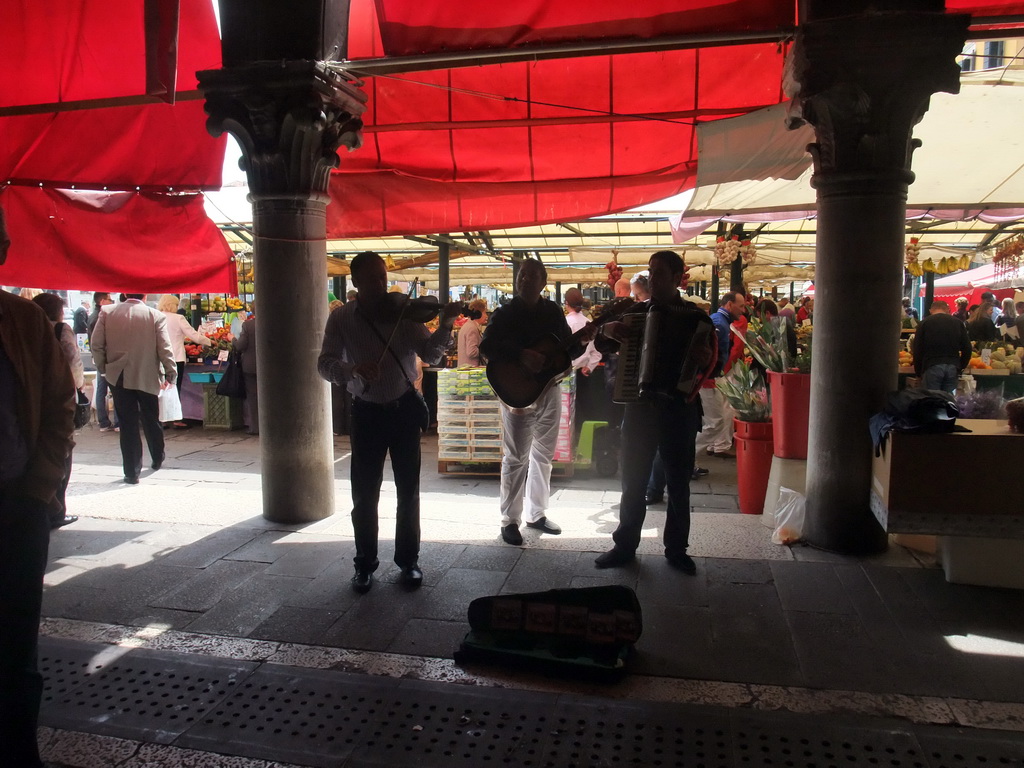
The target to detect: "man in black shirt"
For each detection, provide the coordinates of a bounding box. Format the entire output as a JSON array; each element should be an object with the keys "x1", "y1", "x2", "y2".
[
  {"x1": 481, "y1": 259, "x2": 591, "y2": 546},
  {"x1": 594, "y1": 251, "x2": 716, "y2": 574},
  {"x1": 911, "y1": 300, "x2": 972, "y2": 393}
]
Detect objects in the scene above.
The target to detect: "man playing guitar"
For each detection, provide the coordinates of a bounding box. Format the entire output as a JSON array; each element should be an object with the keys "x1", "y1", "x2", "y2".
[{"x1": 481, "y1": 259, "x2": 596, "y2": 546}]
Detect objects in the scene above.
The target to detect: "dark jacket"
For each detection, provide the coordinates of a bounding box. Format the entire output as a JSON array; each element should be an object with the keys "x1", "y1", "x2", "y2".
[
  {"x1": 966, "y1": 316, "x2": 998, "y2": 343},
  {"x1": 0, "y1": 291, "x2": 76, "y2": 502},
  {"x1": 912, "y1": 311, "x2": 972, "y2": 375},
  {"x1": 232, "y1": 317, "x2": 257, "y2": 375},
  {"x1": 480, "y1": 297, "x2": 579, "y2": 363}
]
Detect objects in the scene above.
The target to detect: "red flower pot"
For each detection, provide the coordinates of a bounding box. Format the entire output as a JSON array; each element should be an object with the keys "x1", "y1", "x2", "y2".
[
  {"x1": 734, "y1": 418, "x2": 773, "y2": 441},
  {"x1": 768, "y1": 371, "x2": 810, "y2": 459}
]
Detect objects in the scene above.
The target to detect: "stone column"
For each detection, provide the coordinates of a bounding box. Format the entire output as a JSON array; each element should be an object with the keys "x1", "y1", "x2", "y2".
[
  {"x1": 199, "y1": 62, "x2": 365, "y2": 523},
  {"x1": 788, "y1": 8, "x2": 967, "y2": 552}
]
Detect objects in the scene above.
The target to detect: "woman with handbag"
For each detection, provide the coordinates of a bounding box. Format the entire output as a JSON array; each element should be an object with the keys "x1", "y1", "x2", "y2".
[
  {"x1": 158, "y1": 294, "x2": 212, "y2": 428},
  {"x1": 31, "y1": 293, "x2": 83, "y2": 529}
]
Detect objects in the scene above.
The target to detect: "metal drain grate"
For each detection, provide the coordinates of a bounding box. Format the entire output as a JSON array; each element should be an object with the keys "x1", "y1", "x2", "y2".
[
  {"x1": 36, "y1": 637, "x2": 1024, "y2": 767},
  {"x1": 544, "y1": 700, "x2": 732, "y2": 768},
  {"x1": 40, "y1": 640, "x2": 257, "y2": 744}
]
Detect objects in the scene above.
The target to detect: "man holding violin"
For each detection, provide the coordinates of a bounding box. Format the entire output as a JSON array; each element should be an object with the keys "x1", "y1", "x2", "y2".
[
  {"x1": 318, "y1": 251, "x2": 461, "y2": 594},
  {"x1": 481, "y1": 258, "x2": 596, "y2": 546}
]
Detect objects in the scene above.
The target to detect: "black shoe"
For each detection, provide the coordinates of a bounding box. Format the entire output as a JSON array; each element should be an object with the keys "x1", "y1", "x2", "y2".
[
  {"x1": 124, "y1": 475, "x2": 139, "y2": 485},
  {"x1": 351, "y1": 570, "x2": 373, "y2": 593},
  {"x1": 400, "y1": 565, "x2": 424, "y2": 587},
  {"x1": 644, "y1": 492, "x2": 664, "y2": 505},
  {"x1": 595, "y1": 547, "x2": 636, "y2": 569},
  {"x1": 666, "y1": 553, "x2": 697, "y2": 575},
  {"x1": 501, "y1": 523, "x2": 523, "y2": 546},
  {"x1": 151, "y1": 456, "x2": 164, "y2": 471},
  {"x1": 691, "y1": 466, "x2": 709, "y2": 479},
  {"x1": 525, "y1": 516, "x2": 561, "y2": 535},
  {"x1": 51, "y1": 515, "x2": 78, "y2": 530}
]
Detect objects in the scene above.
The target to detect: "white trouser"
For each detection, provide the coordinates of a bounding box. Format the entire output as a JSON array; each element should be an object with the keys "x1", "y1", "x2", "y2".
[
  {"x1": 695, "y1": 385, "x2": 734, "y2": 453},
  {"x1": 499, "y1": 386, "x2": 562, "y2": 526}
]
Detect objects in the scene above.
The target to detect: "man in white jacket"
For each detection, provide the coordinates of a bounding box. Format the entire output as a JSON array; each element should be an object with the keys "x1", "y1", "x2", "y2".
[{"x1": 92, "y1": 295, "x2": 176, "y2": 483}]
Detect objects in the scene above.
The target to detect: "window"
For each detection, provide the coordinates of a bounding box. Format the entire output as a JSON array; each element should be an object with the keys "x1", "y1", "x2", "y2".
[{"x1": 984, "y1": 40, "x2": 1005, "y2": 69}]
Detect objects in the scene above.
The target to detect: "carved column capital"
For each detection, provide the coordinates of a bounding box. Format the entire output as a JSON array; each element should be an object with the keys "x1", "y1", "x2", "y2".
[
  {"x1": 786, "y1": 12, "x2": 968, "y2": 185},
  {"x1": 198, "y1": 62, "x2": 366, "y2": 201}
]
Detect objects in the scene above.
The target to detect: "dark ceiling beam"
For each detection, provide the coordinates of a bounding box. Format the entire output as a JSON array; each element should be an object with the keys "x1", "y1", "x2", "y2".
[
  {"x1": 404, "y1": 233, "x2": 486, "y2": 254},
  {"x1": 478, "y1": 232, "x2": 496, "y2": 254},
  {"x1": 977, "y1": 222, "x2": 1013, "y2": 249},
  {"x1": 339, "y1": 29, "x2": 794, "y2": 77}
]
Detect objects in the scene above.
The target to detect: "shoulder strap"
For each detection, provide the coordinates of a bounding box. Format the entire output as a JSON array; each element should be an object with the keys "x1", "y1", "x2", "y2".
[
  {"x1": 54, "y1": 322, "x2": 67, "y2": 341},
  {"x1": 358, "y1": 309, "x2": 418, "y2": 393}
]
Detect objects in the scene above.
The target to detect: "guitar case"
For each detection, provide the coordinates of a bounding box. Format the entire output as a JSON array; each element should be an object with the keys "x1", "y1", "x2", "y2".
[{"x1": 454, "y1": 585, "x2": 642, "y2": 680}]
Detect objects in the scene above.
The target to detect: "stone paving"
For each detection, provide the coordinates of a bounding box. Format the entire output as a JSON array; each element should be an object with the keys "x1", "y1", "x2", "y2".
[{"x1": 36, "y1": 424, "x2": 1024, "y2": 765}]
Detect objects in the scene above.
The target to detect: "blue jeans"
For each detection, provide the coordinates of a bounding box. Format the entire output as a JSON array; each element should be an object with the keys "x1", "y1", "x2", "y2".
[
  {"x1": 95, "y1": 372, "x2": 117, "y2": 427},
  {"x1": 922, "y1": 363, "x2": 958, "y2": 393}
]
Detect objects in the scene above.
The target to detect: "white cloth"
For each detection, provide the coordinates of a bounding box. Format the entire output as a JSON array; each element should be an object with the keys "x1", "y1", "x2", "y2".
[
  {"x1": 565, "y1": 309, "x2": 601, "y2": 370},
  {"x1": 695, "y1": 385, "x2": 734, "y2": 453},
  {"x1": 499, "y1": 385, "x2": 561, "y2": 526},
  {"x1": 92, "y1": 300, "x2": 176, "y2": 395},
  {"x1": 162, "y1": 311, "x2": 212, "y2": 362}
]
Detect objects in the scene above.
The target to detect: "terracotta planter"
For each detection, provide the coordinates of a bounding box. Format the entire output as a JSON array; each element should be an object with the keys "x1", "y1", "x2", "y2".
[
  {"x1": 768, "y1": 371, "x2": 810, "y2": 459},
  {"x1": 734, "y1": 418, "x2": 773, "y2": 441},
  {"x1": 735, "y1": 433, "x2": 775, "y2": 515}
]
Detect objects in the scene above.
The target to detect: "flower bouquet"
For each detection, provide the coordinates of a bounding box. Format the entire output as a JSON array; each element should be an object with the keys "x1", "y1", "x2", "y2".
[{"x1": 717, "y1": 360, "x2": 771, "y2": 422}]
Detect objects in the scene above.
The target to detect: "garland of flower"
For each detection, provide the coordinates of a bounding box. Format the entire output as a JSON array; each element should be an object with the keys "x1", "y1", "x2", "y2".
[{"x1": 994, "y1": 233, "x2": 1024, "y2": 281}]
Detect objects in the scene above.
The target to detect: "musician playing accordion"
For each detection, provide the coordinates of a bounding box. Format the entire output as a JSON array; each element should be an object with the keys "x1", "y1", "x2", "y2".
[{"x1": 593, "y1": 251, "x2": 717, "y2": 574}]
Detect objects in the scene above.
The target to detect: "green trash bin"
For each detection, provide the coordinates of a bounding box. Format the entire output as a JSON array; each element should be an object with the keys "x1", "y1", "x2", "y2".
[{"x1": 202, "y1": 382, "x2": 244, "y2": 430}]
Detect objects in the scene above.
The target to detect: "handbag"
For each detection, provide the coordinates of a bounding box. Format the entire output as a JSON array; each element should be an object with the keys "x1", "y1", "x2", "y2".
[
  {"x1": 73, "y1": 388, "x2": 90, "y2": 429},
  {"x1": 216, "y1": 350, "x2": 247, "y2": 399}
]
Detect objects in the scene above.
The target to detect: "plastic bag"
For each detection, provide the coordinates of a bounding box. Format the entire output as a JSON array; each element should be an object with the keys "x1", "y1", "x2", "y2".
[
  {"x1": 772, "y1": 487, "x2": 805, "y2": 545},
  {"x1": 159, "y1": 386, "x2": 183, "y2": 422}
]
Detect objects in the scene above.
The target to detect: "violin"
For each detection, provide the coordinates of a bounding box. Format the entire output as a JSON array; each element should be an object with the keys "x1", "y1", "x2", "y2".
[{"x1": 377, "y1": 292, "x2": 481, "y2": 323}]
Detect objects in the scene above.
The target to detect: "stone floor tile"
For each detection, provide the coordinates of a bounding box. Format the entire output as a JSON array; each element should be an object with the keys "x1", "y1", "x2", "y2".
[
  {"x1": 158, "y1": 526, "x2": 263, "y2": 568},
  {"x1": 186, "y1": 573, "x2": 310, "y2": 636},
  {"x1": 635, "y1": 555, "x2": 708, "y2": 607},
  {"x1": 705, "y1": 557, "x2": 775, "y2": 585},
  {"x1": 502, "y1": 548, "x2": 582, "y2": 593},
  {"x1": 150, "y1": 559, "x2": 268, "y2": 612},
  {"x1": 386, "y1": 617, "x2": 469, "y2": 658},
  {"x1": 415, "y1": 567, "x2": 509, "y2": 622},
  {"x1": 323, "y1": 585, "x2": 434, "y2": 650},
  {"x1": 770, "y1": 561, "x2": 856, "y2": 614},
  {"x1": 264, "y1": 538, "x2": 348, "y2": 578},
  {"x1": 451, "y1": 543, "x2": 522, "y2": 572},
  {"x1": 249, "y1": 605, "x2": 349, "y2": 646}
]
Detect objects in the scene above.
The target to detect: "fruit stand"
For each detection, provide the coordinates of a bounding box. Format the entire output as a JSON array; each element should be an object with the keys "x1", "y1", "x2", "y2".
[{"x1": 182, "y1": 325, "x2": 248, "y2": 428}]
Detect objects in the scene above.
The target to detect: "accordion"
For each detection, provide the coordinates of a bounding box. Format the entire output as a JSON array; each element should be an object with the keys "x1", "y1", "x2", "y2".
[{"x1": 613, "y1": 304, "x2": 715, "y2": 403}]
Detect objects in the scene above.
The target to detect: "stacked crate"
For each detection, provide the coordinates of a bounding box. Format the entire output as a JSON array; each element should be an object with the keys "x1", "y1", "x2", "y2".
[
  {"x1": 552, "y1": 375, "x2": 575, "y2": 463},
  {"x1": 436, "y1": 369, "x2": 577, "y2": 474},
  {"x1": 437, "y1": 368, "x2": 503, "y2": 463}
]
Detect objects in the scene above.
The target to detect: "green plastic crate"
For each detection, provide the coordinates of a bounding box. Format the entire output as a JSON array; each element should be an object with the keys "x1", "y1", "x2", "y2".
[{"x1": 202, "y1": 384, "x2": 244, "y2": 430}]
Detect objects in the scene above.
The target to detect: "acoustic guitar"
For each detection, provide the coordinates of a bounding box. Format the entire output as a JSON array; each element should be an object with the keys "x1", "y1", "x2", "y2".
[{"x1": 486, "y1": 297, "x2": 635, "y2": 408}]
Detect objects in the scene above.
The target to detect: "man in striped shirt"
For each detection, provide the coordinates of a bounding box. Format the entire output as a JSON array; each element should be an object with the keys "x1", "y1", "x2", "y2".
[{"x1": 319, "y1": 252, "x2": 460, "y2": 594}]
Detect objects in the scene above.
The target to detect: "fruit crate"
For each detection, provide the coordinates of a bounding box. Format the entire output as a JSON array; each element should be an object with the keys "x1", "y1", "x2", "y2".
[{"x1": 201, "y1": 384, "x2": 244, "y2": 430}]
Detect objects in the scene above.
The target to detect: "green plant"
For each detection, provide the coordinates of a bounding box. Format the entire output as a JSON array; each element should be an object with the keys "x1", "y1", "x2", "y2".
[
  {"x1": 717, "y1": 360, "x2": 771, "y2": 422},
  {"x1": 734, "y1": 316, "x2": 787, "y2": 373}
]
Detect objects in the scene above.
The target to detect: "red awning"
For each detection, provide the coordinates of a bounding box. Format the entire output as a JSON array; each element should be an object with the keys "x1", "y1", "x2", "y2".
[
  {"x1": 0, "y1": 0, "x2": 231, "y2": 292},
  {"x1": 328, "y1": 42, "x2": 787, "y2": 237},
  {"x1": 0, "y1": 186, "x2": 234, "y2": 294}
]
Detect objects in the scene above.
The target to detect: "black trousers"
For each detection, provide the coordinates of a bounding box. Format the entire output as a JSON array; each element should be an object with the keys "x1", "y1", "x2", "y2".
[
  {"x1": 111, "y1": 377, "x2": 164, "y2": 479},
  {"x1": 613, "y1": 397, "x2": 701, "y2": 558},
  {"x1": 0, "y1": 490, "x2": 50, "y2": 768},
  {"x1": 350, "y1": 392, "x2": 422, "y2": 573}
]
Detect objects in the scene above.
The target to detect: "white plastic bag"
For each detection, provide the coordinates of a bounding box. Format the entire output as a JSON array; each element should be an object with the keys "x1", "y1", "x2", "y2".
[
  {"x1": 772, "y1": 487, "x2": 806, "y2": 545},
  {"x1": 159, "y1": 386, "x2": 183, "y2": 422}
]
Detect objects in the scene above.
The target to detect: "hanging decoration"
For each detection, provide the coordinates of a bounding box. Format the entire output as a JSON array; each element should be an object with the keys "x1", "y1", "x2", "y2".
[
  {"x1": 605, "y1": 255, "x2": 623, "y2": 288},
  {"x1": 904, "y1": 237, "x2": 971, "y2": 276},
  {"x1": 714, "y1": 234, "x2": 757, "y2": 269},
  {"x1": 994, "y1": 234, "x2": 1024, "y2": 282}
]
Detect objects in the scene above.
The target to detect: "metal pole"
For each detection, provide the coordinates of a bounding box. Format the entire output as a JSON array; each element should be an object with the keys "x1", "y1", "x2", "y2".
[{"x1": 438, "y1": 241, "x2": 450, "y2": 302}]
